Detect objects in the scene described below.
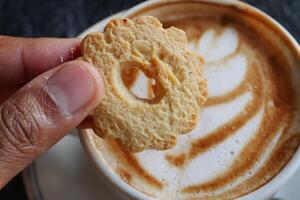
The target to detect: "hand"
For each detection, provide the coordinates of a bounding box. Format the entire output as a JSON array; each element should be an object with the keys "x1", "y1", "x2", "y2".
[{"x1": 0, "y1": 36, "x2": 104, "y2": 188}]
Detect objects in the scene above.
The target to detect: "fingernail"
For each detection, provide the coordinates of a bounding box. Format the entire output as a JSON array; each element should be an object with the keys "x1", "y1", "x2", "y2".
[{"x1": 46, "y1": 62, "x2": 95, "y2": 115}]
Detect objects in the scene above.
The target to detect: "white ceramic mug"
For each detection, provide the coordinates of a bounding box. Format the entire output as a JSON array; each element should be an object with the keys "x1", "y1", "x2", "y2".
[{"x1": 79, "y1": 0, "x2": 300, "y2": 199}]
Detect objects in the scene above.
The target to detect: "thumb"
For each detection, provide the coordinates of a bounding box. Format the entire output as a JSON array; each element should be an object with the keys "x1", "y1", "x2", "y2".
[{"x1": 0, "y1": 60, "x2": 104, "y2": 187}]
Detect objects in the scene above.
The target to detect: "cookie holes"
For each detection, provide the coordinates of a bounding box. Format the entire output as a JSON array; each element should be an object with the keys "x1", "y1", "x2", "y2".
[{"x1": 121, "y1": 63, "x2": 165, "y2": 104}]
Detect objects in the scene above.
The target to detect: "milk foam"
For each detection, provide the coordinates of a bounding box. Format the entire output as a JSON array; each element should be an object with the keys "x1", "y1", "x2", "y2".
[
  {"x1": 130, "y1": 70, "x2": 151, "y2": 99},
  {"x1": 90, "y1": 18, "x2": 300, "y2": 200},
  {"x1": 128, "y1": 27, "x2": 262, "y2": 197},
  {"x1": 197, "y1": 28, "x2": 238, "y2": 63}
]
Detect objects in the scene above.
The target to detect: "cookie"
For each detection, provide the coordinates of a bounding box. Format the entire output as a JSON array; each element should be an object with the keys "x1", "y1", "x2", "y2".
[{"x1": 80, "y1": 16, "x2": 207, "y2": 152}]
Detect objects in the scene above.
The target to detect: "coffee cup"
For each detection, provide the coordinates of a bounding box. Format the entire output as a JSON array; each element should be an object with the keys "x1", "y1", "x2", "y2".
[{"x1": 79, "y1": 0, "x2": 300, "y2": 199}]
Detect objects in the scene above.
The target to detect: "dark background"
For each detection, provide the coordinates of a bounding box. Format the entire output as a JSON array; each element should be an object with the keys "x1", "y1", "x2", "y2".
[{"x1": 0, "y1": 0, "x2": 299, "y2": 199}]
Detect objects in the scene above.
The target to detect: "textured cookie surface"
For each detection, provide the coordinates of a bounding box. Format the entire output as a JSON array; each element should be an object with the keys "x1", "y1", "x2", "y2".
[{"x1": 80, "y1": 16, "x2": 207, "y2": 152}]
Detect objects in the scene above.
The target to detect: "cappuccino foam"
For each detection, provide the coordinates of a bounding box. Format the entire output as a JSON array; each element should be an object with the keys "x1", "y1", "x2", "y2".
[{"x1": 87, "y1": 2, "x2": 300, "y2": 199}]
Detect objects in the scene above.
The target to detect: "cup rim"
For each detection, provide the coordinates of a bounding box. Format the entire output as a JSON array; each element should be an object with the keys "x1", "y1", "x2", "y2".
[{"x1": 79, "y1": 0, "x2": 300, "y2": 199}]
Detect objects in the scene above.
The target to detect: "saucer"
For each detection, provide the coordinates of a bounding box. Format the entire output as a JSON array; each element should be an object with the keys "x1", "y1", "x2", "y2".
[{"x1": 22, "y1": 13, "x2": 300, "y2": 200}]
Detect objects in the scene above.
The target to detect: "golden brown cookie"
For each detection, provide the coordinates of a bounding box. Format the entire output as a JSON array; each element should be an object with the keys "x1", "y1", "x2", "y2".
[{"x1": 80, "y1": 16, "x2": 207, "y2": 152}]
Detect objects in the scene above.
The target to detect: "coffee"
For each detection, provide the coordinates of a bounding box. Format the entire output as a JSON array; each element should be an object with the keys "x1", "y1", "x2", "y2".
[{"x1": 85, "y1": 1, "x2": 300, "y2": 199}]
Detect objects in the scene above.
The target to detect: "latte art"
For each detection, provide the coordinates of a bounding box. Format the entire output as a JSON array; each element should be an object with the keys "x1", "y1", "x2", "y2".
[{"x1": 87, "y1": 3, "x2": 300, "y2": 200}]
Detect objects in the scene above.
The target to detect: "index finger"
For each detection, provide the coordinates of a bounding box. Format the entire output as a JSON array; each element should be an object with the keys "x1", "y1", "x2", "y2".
[{"x1": 0, "y1": 36, "x2": 81, "y2": 86}]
